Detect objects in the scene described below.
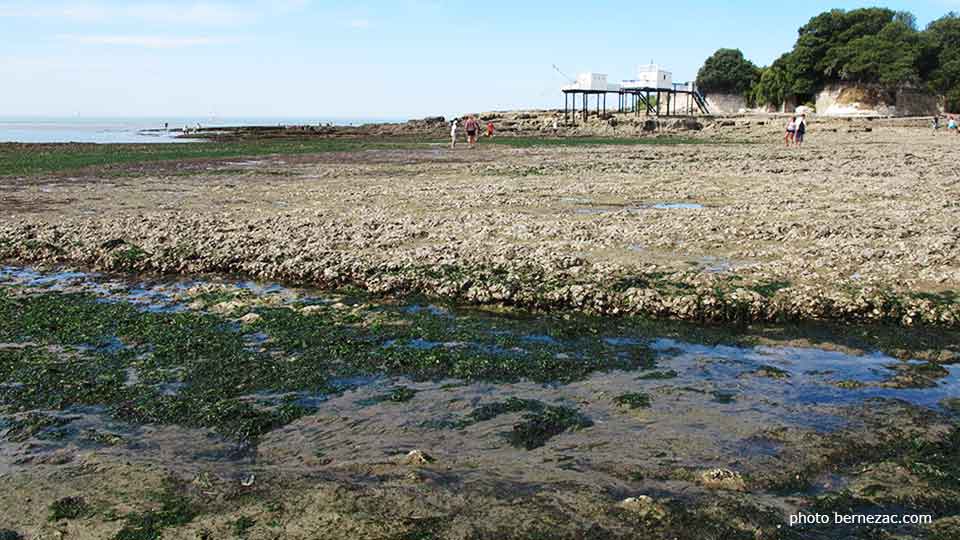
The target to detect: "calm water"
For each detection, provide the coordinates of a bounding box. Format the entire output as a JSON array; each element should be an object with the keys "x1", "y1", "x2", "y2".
[{"x1": 0, "y1": 116, "x2": 406, "y2": 144}]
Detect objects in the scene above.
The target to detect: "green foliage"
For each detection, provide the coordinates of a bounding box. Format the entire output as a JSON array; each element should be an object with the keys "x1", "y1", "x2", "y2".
[
  {"x1": 696, "y1": 48, "x2": 760, "y2": 96},
  {"x1": 743, "y1": 7, "x2": 947, "y2": 106},
  {"x1": 923, "y1": 13, "x2": 960, "y2": 110}
]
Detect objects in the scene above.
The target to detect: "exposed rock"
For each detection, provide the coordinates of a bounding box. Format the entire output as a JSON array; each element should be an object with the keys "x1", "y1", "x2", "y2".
[
  {"x1": 618, "y1": 496, "x2": 666, "y2": 520},
  {"x1": 401, "y1": 449, "x2": 434, "y2": 465},
  {"x1": 699, "y1": 468, "x2": 747, "y2": 491},
  {"x1": 239, "y1": 313, "x2": 261, "y2": 325}
]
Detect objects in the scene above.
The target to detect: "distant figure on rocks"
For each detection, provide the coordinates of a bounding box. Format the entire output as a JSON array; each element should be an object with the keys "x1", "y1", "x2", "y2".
[
  {"x1": 785, "y1": 116, "x2": 796, "y2": 146},
  {"x1": 552, "y1": 117, "x2": 559, "y2": 134},
  {"x1": 464, "y1": 116, "x2": 480, "y2": 148},
  {"x1": 486, "y1": 121, "x2": 495, "y2": 138},
  {"x1": 795, "y1": 113, "x2": 807, "y2": 146},
  {"x1": 932, "y1": 116, "x2": 940, "y2": 131},
  {"x1": 450, "y1": 119, "x2": 459, "y2": 149},
  {"x1": 949, "y1": 116, "x2": 958, "y2": 134}
]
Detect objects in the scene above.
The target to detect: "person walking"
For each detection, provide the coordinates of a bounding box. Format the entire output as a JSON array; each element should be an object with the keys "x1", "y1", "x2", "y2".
[
  {"x1": 450, "y1": 118, "x2": 459, "y2": 149},
  {"x1": 795, "y1": 113, "x2": 807, "y2": 147},
  {"x1": 464, "y1": 115, "x2": 480, "y2": 148},
  {"x1": 785, "y1": 116, "x2": 796, "y2": 146},
  {"x1": 486, "y1": 121, "x2": 495, "y2": 138}
]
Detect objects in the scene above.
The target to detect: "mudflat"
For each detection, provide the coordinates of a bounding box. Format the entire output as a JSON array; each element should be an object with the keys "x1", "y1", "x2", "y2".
[
  {"x1": 1, "y1": 125, "x2": 958, "y2": 326},
  {"x1": 1, "y1": 125, "x2": 959, "y2": 540}
]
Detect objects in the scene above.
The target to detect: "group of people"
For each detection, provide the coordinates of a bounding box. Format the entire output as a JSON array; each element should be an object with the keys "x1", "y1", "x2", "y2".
[
  {"x1": 932, "y1": 115, "x2": 960, "y2": 133},
  {"x1": 450, "y1": 116, "x2": 494, "y2": 149},
  {"x1": 784, "y1": 113, "x2": 807, "y2": 147}
]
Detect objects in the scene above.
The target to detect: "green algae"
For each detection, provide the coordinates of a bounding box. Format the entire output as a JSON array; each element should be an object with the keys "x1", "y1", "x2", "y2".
[
  {"x1": 0, "y1": 286, "x2": 645, "y2": 446},
  {"x1": 49, "y1": 496, "x2": 91, "y2": 521},
  {"x1": 113, "y1": 481, "x2": 197, "y2": 540},
  {"x1": 3, "y1": 412, "x2": 72, "y2": 442},
  {"x1": 365, "y1": 386, "x2": 418, "y2": 404},
  {"x1": 507, "y1": 405, "x2": 593, "y2": 450},
  {"x1": 612, "y1": 392, "x2": 652, "y2": 409},
  {"x1": 753, "y1": 364, "x2": 791, "y2": 379},
  {"x1": 0, "y1": 138, "x2": 421, "y2": 177},
  {"x1": 231, "y1": 516, "x2": 256, "y2": 538},
  {"x1": 636, "y1": 370, "x2": 678, "y2": 380},
  {"x1": 436, "y1": 397, "x2": 594, "y2": 450}
]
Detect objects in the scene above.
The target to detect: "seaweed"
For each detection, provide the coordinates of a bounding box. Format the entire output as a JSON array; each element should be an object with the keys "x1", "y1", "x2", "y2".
[
  {"x1": 49, "y1": 496, "x2": 91, "y2": 521},
  {"x1": 612, "y1": 392, "x2": 652, "y2": 409}
]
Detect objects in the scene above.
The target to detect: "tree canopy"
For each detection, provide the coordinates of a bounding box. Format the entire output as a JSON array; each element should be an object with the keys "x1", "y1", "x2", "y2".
[
  {"x1": 695, "y1": 49, "x2": 760, "y2": 95},
  {"x1": 702, "y1": 7, "x2": 960, "y2": 107}
]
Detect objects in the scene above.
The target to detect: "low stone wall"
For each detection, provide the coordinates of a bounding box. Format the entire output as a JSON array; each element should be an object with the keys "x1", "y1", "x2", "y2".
[{"x1": 704, "y1": 94, "x2": 747, "y2": 114}]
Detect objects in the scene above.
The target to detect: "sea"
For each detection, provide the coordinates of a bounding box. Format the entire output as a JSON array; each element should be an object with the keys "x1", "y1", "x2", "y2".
[{"x1": 0, "y1": 117, "x2": 406, "y2": 144}]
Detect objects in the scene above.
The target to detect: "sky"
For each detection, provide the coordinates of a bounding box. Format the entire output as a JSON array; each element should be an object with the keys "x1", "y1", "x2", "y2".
[{"x1": 1, "y1": 0, "x2": 959, "y2": 119}]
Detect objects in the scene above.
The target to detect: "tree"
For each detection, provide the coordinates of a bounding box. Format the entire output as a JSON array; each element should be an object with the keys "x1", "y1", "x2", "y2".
[
  {"x1": 750, "y1": 7, "x2": 926, "y2": 107},
  {"x1": 696, "y1": 48, "x2": 760, "y2": 96},
  {"x1": 750, "y1": 54, "x2": 794, "y2": 108},
  {"x1": 923, "y1": 13, "x2": 960, "y2": 109},
  {"x1": 834, "y1": 18, "x2": 921, "y2": 85}
]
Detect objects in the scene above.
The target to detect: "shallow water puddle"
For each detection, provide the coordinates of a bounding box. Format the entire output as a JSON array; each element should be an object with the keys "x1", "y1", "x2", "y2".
[
  {"x1": 1, "y1": 264, "x2": 957, "y2": 478},
  {"x1": 651, "y1": 202, "x2": 704, "y2": 210},
  {"x1": 649, "y1": 339, "x2": 960, "y2": 412},
  {"x1": 571, "y1": 202, "x2": 705, "y2": 215}
]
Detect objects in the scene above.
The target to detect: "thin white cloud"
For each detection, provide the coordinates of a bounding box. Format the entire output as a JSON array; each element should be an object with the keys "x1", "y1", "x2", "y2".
[
  {"x1": 123, "y1": 3, "x2": 256, "y2": 25},
  {"x1": 348, "y1": 18, "x2": 371, "y2": 29},
  {"x1": 58, "y1": 34, "x2": 234, "y2": 48},
  {"x1": 0, "y1": 4, "x2": 108, "y2": 21},
  {"x1": 0, "y1": 1, "x2": 308, "y2": 25}
]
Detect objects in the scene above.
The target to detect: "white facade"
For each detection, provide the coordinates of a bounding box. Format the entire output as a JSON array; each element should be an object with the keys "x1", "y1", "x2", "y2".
[
  {"x1": 623, "y1": 64, "x2": 673, "y2": 90},
  {"x1": 564, "y1": 72, "x2": 608, "y2": 91},
  {"x1": 562, "y1": 66, "x2": 684, "y2": 92}
]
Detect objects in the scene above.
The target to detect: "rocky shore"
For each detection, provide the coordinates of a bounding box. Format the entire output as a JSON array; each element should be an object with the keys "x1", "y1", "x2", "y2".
[
  {"x1": 2, "y1": 120, "x2": 960, "y2": 540},
  {"x1": 177, "y1": 109, "x2": 927, "y2": 141},
  {"x1": 1, "y1": 122, "x2": 958, "y2": 327}
]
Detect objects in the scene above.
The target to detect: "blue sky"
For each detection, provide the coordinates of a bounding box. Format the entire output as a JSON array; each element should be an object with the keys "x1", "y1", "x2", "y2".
[{"x1": 1, "y1": 0, "x2": 958, "y2": 118}]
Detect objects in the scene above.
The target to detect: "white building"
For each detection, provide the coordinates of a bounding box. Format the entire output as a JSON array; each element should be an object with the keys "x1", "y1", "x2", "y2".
[
  {"x1": 563, "y1": 72, "x2": 609, "y2": 91},
  {"x1": 622, "y1": 64, "x2": 673, "y2": 90}
]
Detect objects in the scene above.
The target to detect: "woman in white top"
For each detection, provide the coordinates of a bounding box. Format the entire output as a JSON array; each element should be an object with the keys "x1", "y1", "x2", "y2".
[
  {"x1": 450, "y1": 119, "x2": 459, "y2": 149},
  {"x1": 785, "y1": 117, "x2": 796, "y2": 146}
]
